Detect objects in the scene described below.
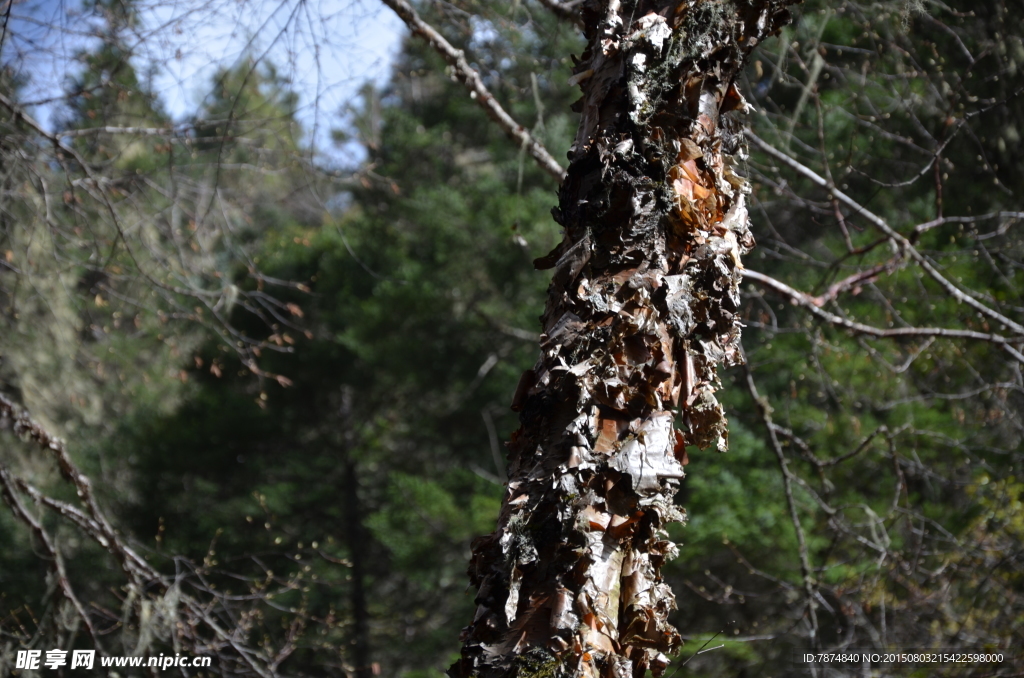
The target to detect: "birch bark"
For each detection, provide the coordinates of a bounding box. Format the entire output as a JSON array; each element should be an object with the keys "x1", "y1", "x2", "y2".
[{"x1": 451, "y1": 2, "x2": 796, "y2": 677}]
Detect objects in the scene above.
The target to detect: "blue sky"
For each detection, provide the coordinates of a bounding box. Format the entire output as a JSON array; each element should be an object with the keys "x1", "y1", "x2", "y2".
[{"x1": 4, "y1": 0, "x2": 404, "y2": 162}]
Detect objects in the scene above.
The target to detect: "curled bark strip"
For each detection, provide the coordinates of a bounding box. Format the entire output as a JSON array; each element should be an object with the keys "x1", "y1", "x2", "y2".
[{"x1": 450, "y1": 2, "x2": 797, "y2": 677}]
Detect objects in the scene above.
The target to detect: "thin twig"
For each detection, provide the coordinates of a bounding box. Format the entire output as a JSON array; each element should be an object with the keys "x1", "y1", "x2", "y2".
[{"x1": 741, "y1": 361, "x2": 821, "y2": 650}]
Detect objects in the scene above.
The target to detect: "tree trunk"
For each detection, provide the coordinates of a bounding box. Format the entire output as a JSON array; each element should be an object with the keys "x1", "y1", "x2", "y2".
[
  {"x1": 339, "y1": 387, "x2": 373, "y2": 678},
  {"x1": 450, "y1": 2, "x2": 795, "y2": 677},
  {"x1": 344, "y1": 456, "x2": 373, "y2": 678}
]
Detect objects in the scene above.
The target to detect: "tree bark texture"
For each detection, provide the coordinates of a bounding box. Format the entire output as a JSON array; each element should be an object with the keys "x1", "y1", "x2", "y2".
[{"x1": 451, "y1": 1, "x2": 796, "y2": 677}]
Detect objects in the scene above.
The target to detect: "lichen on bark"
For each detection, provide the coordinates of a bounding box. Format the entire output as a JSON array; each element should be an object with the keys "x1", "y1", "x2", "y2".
[{"x1": 450, "y1": 2, "x2": 796, "y2": 677}]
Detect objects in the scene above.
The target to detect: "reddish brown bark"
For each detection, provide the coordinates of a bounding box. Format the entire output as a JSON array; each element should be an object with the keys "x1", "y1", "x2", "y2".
[{"x1": 451, "y1": 2, "x2": 796, "y2": 677}]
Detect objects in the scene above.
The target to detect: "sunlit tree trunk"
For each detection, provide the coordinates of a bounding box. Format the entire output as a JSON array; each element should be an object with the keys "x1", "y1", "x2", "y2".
[{"x1": 451, "y1": 1, "x2": 795, "y2": 677}]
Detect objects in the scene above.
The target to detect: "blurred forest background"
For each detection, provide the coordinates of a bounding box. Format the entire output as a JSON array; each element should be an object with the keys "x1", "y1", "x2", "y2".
[{"x1": 1, "y1": 0, "x2": 1022, "y2": 676}]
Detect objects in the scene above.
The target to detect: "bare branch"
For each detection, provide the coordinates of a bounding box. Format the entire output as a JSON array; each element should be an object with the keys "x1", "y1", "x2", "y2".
[
  {"x1": 378, "y1": 0, "x2": 566, "y2": 183},
  {"x1": 852, "y1": 120, "x2": 964, "y2": 189},
  {"x1": 913, "y1": 211, "x2": 1024, "y2": 238},
  {"x1": 742, "y1": 268, "x2": 1024, "y2": 363},
  {"x1": 0, "y1": 392, "x2": 277, "y2": 678},
  {"x1": 535, "y1": 0, "x2": 584, "y2": 27},
  {"x1": 0, "y1": 468, "x2": 105, "y2": 653},
  {"x1": 813, "y1": 261, "x2": 896, "y2": 307},
  {"x1": 0, "y1": 92, "x2": 95, "y2": 167},
  {"x1": 740, "y1": 360, "x2": 820, "y2": 648},
  {"x1": 747, "y1": 131, "x2": 1024, "y2": 338}
]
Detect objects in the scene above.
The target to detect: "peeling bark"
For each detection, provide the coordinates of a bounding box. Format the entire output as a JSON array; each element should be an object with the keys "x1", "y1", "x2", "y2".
[{"x1": 450, "y1": 2, "x2": 796, "y2": 678}]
